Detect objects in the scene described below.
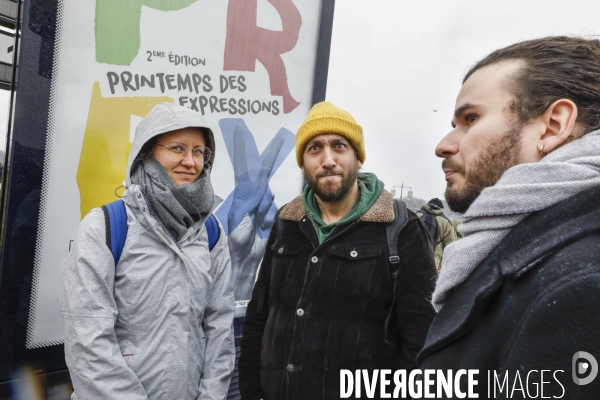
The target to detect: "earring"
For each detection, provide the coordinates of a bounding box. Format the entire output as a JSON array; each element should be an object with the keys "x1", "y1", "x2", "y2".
[{"x1": 538, "y1": 143, "x2": 546, "y2": 157}]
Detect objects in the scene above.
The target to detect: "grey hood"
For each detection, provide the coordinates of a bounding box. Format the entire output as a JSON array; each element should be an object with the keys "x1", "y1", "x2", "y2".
[{"x1": 126, "y1": 102, "x2": 216, "y2": 185}]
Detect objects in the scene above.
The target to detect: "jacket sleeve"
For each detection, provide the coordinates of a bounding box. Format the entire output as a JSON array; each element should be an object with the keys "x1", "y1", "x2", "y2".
[
  {"x1": 238, "y1": 215, "x2": 279, "y2": 400},
  {"x1": 394, "y1": 212, "x2": 438, "y2": 371},
  {"x1": 58, "y1": 209, "x2": 149, "y2": 400},
  {"x1": 198, "y1": 222, "x2": 236, "y2": 400}
]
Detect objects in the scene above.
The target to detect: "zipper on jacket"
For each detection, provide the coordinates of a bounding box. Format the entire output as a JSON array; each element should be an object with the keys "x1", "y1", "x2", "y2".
[
  {"x1": 162, "y1": 225, "x2": 182, "y2": 250},
  {"x1": 135, "y1": 187, "x2": 182, "y2": 250},
  {"x1": 157, "y1": 227, "x2": 182, "y2": 250}
]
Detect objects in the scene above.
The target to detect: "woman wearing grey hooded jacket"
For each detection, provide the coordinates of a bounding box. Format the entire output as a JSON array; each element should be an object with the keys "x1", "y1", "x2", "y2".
[{"x1": 58, "y1": 103, "x2": 235, "y2": 400}]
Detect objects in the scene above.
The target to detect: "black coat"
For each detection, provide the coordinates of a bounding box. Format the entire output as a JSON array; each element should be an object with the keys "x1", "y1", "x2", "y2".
[
  {"x1": 418, "y1": 187, "x2": 600, "y2": 399},
  {"x1": 239, "y1": 191, "x2": 437, "y2": 400}
]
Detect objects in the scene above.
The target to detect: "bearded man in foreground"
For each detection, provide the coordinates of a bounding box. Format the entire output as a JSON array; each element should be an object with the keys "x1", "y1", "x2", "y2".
[{"x1": 418, "y1": 36, "x2": 600, "y2": 399}]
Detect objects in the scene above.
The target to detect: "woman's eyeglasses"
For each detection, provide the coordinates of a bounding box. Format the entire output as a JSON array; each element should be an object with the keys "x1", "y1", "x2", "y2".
[{"x1": 155, "y1": 142, "x2": 212, "y2": 164}]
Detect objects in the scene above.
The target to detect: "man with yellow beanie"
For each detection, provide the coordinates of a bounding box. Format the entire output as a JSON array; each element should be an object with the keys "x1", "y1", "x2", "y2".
[{"x1": 239, "y1": 102, "x2": 437, "y2": 400}]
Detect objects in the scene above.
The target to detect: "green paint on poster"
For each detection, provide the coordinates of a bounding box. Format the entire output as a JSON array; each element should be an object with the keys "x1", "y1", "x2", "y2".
[{"x1": 95, "y1": 0, "x2": 198, "y2": 65}]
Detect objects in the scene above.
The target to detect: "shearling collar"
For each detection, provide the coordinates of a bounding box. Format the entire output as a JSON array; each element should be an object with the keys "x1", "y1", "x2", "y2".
[{"x1": 279, "y1": 189, "x2": 395, "y2": 223}]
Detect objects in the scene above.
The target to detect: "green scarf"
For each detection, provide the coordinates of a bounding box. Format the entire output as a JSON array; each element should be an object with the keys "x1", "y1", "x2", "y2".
[{"x1": 303, "y1": 172, "x2": 384, "y2": 244}]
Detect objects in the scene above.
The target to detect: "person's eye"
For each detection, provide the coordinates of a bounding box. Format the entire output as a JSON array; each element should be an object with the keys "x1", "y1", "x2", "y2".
[
  {"x1": 466, "y1": 114, "x2": 478, "y2": 125},
  {"x1": 308, "y1": 145, "x2": 320, "y2": 152},
  {"x1": 335, "y1": 143, "x2": 347, "y2": 149},
  {"x1": 169, "y1": 144, "x2": 186, "y2": 153},
  {"x1": 193, "y1": 147, "x2": 205, "y2": 156}
]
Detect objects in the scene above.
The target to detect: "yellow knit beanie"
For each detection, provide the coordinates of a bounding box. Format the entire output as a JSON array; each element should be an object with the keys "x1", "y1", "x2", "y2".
[{"x1": 296, "y1": 102, "x2": 364, "y2": 167}]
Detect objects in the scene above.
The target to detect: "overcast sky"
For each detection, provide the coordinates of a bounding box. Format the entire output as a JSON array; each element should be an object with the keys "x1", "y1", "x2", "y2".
[
  {"x1": 1, "y1": 0, "x2": 600, "y2": 201},
  {"x1": 326, "y1": 0, "x2": 600, "y2": 201}
]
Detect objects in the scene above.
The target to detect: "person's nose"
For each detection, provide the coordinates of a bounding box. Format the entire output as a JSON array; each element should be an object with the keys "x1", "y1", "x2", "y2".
[
  {"x1": 321, "y1": 146, "x2": 336, "y2": 168},
  {"x1": 435, "y1": 129, "x2": 460, "y2": 159},
  {"x1": 180, "y1": 149, "x2": 196, "y2": 167}
]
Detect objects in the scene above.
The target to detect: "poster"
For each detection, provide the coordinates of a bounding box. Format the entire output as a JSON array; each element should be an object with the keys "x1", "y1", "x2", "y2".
[{"x1": 26, "y1": 0, "x2": 324, "y2": 349}]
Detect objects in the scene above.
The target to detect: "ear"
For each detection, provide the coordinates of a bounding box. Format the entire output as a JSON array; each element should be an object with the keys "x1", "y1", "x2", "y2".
[
  {"x1": 301, "y1": 165, "x2": 306, "y2": 176},
  {"x1": 357, "y1": 160, "x2": 363, "y2": 169},
  {"x1": 539, "y1": 99, "x2": 578, "y2": 155}
]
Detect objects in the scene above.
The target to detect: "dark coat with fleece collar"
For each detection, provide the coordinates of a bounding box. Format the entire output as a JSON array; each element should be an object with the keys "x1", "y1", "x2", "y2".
[
  {"x1": 239, "y1": 190, "x2": 438, "y2": 400},
  {"x1": 417, "y1": 186, "x2": 600, "y2": 399}
]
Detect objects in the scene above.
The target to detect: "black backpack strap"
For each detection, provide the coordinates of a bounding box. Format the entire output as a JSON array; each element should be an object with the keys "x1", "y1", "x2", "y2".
[
  {"x1": 383, "y1": 198, "x2": 409, "y2": 344},
  {"x1": 416, "y1": 208, "x2": 440, "y2": 249},
  {"x1": 386, "y1": 198, "x2": 409, "y2": 266},
  {"x1": 426, "y1": 213, "x2": 441, "y2": 249}
]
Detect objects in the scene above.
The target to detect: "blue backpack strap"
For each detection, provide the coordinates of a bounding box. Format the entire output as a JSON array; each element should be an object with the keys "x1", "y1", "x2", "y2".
[
  {"x1": 102, "y1": 202, "x2": 218, "y2": 263},
  {"x1": 101, "y1": 199, "x2": 128, "y2": 265},
  {"x1": 204, "y1": 214, "x2": 220, "y2": 251}
]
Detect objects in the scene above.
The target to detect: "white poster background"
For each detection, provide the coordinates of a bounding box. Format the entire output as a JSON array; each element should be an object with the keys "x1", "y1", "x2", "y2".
[{"x1": 28, "y1": 0, "x2": 322, "y2": 348}]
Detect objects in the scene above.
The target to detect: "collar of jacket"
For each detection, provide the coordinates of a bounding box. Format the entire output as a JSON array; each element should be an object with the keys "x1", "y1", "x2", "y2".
[
  {"x1": 279, "y1": 189, "x2": 396, "y2": 223},
  {"x1": 417, "y1": 186, "x2": 600, "y2": 364}
]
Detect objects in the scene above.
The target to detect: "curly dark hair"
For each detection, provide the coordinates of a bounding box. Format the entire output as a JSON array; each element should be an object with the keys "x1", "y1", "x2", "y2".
[{"x1": 464, "y1": 36, "x2": 600, "y2": 135}]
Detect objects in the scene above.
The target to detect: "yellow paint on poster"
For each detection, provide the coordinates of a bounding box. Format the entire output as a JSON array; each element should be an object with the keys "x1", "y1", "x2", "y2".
[{"x1": 77, "y1": 81, "x2": 173, "y2": 218}]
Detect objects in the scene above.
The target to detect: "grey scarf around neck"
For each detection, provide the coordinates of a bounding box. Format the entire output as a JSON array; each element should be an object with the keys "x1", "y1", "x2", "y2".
[
  {"x1": 433, "y1": 130, "x2": 600, "y2": 312},
  {"x1": 130, "y1": 157, "x2": 214, "y2": 241}
]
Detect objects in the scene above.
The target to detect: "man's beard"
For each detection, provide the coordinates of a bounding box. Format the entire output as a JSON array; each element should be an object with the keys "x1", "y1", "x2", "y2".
[
  {"x1": 305, "y1": 163, "x2": 359, "y2": 203},
  {"x1": 444, "y1": 125, "x2": 522, "y2": 214}
]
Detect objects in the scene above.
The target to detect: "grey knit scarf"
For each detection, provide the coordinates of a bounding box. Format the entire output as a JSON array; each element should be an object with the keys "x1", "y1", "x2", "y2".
[
  {"x1": 433, "y1": 130, "x2": 600, "y2": 312},
  {"x1": 130, "y1": 157, "x2": 214, "y2": 241}
]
